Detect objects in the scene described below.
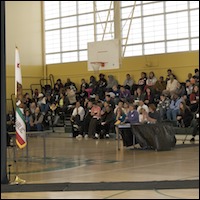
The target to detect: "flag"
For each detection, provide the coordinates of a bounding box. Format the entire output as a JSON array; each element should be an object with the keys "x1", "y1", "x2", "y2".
[{"x1": 15, "y1": 47, "x2": 26, "y2": 149}]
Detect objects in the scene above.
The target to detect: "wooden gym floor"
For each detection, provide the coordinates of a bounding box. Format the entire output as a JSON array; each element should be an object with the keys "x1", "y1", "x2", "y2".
[{"x1": 2, "y1": 130, "x2": 199, "y2": 199}]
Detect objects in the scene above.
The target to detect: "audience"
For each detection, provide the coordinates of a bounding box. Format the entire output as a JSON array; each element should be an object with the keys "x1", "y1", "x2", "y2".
[{"x1": 7, "y1": 68, "x2": 198, "y2": 144}]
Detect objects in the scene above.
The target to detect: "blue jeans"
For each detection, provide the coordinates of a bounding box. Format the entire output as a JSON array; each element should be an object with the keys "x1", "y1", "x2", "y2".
[{"x1": 166, "y1": 109, "x2": 180, "y2": 121}]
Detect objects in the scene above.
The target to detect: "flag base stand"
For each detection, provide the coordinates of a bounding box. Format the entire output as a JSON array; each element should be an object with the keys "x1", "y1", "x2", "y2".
[{"x1": 10, "y1": 175, "x2": 26, "y2": 185}]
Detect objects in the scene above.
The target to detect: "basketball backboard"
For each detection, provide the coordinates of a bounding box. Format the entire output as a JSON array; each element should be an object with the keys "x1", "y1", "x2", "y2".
[{"x1": 87, "y1": 39, "x2": 120, "y2": 71}]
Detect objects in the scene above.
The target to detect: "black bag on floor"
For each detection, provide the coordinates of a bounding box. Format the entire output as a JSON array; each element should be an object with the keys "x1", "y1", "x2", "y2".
[{"x1": 132, "y1": 123, "x2": 176, "y2": 151}]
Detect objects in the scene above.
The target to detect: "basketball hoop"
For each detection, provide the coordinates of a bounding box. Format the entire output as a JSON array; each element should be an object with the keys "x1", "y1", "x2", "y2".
[{"x1": 90, "y1": 62, "x2": 105, "y2": 74}]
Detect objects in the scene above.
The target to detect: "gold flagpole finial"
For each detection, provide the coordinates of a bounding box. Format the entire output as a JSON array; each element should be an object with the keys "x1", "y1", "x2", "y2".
[{"x1": 10, "y1": 176, "x2": 26, "y2": 185}]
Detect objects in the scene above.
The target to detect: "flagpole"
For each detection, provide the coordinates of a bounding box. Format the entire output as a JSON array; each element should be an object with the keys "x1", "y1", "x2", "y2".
[
  {"x1": 10, "y1": 47, "x2": 26, "y2": 185},
  {"x1": 10, "y1": 145, "x2": 25, "y2": 184}
]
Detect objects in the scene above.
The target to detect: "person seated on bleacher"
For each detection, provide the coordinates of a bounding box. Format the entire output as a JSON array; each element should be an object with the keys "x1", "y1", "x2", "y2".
[
  {"x1": 45, "y1": 92, "x2": 54, "y2": 111},
  {"x1": 65, "y1": 86, "x2": 77, "y2": 116},
  {"x1": 133, "y1": 87, "x2": 145, "y2": 104},
  {"x1": 96, "y1": 73, "x2": 107, "y2": 100},
  {"x1": 189, "y1": 84, "x2": 199, "y2": 112},
  {"x1": 77, "y1": 85, "x2": 88, "y2": 107},
  {"x1": 6, "y1": 110, "x2": 15, "y2": 132},
  {"x1": 123, "y1": 101, "x2": 130, "y2": 115},
  {"x1": 57, "y1": 92, "x2": 68, "y2": 113},
  {"x1": 28, "y1": 106, "x2": 44, "y2": 131},
  {"x1": 54, "y1": 78, "x2": 63, "y2": 92},
  {"x1": 138, "y1": 72, "x2": 147, "y2": 91},
  {"x1": 114, "y1": 100, "x2": 124, "y2": 115},
  {"x1": 37, "y1": 93, "x2": 47, "y2": 114},
  {"x1": 164, "y1": 74, "x2": 180, "y2": 97},
  {"x1": 82, "y1": 99, "x2": 93, "y2": 139},
  {"x1": 23, "y1": 92, "x2": 32, "y2": 110},
  {"x1": 104, "y1": 94, "x2": 116, "y2": 111},
  {"x1": 120, "y1": 103, "x2": 139, "y2": 147},
  {"x1": 165, "y1": 68, "x2": 177, "y2": 83},
  {"x1": 88, "y1": 100, "x2": 102, "y2": 139},
  {"x1": 153, "y1": 76, "x2": 166, "y2": 99},
  {"x1": 176, "y1": 101, "x2": 193, "y2": 128},
  {"x1": 145, "y1": 71, "x2": 157, "y2": 90},
  {"x1": 32, "y1": 88, "x2": 39, "y2": 100},
  {"x1": 64, "y1": 78, "x2": 77, "y2": 93},
  {"x1": 70, "y1": 101, "x2": 85, "y2": 138},
  {"x1": 123, "y1": 73, "x2": 135, "y2": 91},
  {"x1": 176, "y1": 82, "x2": 187, "y2": 98},
  {"x1": 53, "y1": 83, "x2": 61, "y2": 100},
  {"x1": 80, "y1": 78, "x2": 89, "y2": 91},
  {"x1": 145, "y1": 103, "x2": 161, "y2": 124},
  {"x1": 30, "y1": 101, "x2": 37, "y2": 114},
  {"x1": 97, "y1": 104, "x2": 115, "y2": 139},
  {"x1": 143, "y1": 87, "x2": 156, "y2": 106},
  {"x1": 119, "y1": 85, "x2": 132, "y2": 102},
  {"x1": 138, "y1": 108, "x2": 148, "y2": 124},
  {"x1": 114, "y1": 106, "x2": 127, "y2": 140},
  {"x1": 25, "y1": 108, "x2": 31, "y2": 131},
  {"x1": 166, "y1": 92, "x2": 182, "y2": 122},
  {"x1": 86, "y1": 75, "x2": 97, "y2": 97},
  {"x1": 137, "y1": 100, "x2": 149, "y2": 114},
  {"x1": 193, "y1": 68, "x2": 199, "y2": 84},
  {"x1": 46, "y1": 102, "x2": 60, "y2": 129},
  {"x1": 111, "y1": 84, "x2": 120, "y2": 105},
  {"x1": 156, "y1": 93, "x2": 170, "y2": 121},
  {"x1": 106, "y1": 75, "x2": 118, "y2": 92},
  {"x1": 185, "y1": 80, "x2": 194, "y2": 99},
  {"x1": 125, "y1": 103, "x2": 140, "y2": 124}
]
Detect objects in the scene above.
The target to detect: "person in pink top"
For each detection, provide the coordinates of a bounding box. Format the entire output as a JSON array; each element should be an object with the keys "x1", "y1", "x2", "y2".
[{"x1": 88, "y1": 101, "x2": 102, "y2": 139}]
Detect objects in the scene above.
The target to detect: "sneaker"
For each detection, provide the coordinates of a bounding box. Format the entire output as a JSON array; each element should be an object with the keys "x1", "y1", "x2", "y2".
[
  {"x1": 190, "y1": 137, "x2": 195, "y2": 142},
  {"x1": 105, "y1": 134, "x2": 110, "y2": 139},
  {"x1": 93, "y1": 133, "x2": 99, "y2": 139},
  {"x1": 84, "y1": 134, "x2": 88, "y2": 139},
  {"x1": 76, "y1": 134, "x2": 83, "y2": 139}
]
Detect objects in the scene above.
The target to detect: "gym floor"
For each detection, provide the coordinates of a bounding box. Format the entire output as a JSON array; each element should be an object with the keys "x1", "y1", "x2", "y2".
[{"x1": 2, "y1": 131, "x2": 199, "y2": 199}]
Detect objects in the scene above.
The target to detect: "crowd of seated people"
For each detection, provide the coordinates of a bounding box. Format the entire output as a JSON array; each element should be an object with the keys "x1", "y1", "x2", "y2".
[{"x1": 7, "y1": 68, "x2": 199, "y2": 143}]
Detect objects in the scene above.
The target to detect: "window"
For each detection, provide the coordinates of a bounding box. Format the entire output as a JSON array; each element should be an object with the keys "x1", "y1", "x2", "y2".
[{"x1": 44, "y1": 1, "x2": 199, "y2": 64}]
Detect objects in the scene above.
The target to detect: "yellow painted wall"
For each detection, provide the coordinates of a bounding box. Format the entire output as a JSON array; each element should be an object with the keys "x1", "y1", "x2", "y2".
[
  {"x1": 5, "y1": 1, "x2": 44, "y2": 112},
  {"x1": 47, "y1": 51, "x2": 199, "y2": 90}
]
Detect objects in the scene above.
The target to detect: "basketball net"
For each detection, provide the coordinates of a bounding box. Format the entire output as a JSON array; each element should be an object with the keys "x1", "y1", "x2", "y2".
[{"x1": 91, "y1": 62, "x2": 104, "y2": 74}]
